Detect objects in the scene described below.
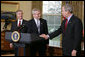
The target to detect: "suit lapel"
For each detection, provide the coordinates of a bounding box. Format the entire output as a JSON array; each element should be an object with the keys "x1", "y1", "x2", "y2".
[
  {"x1": 22, "y1": 19, "x2": 24, "y2": 25},
  {"x1": 15, "y1": 21, "x2": 18, "y2": 27},
  {"x1": 22, "y1": 20, "x2": 24, "y2": 25},
  {"x1": 40, "y1": 19, "x2": 43, "y2": 33},
  {"x1": 62, "y1": 19, "x2": 67, "y2": 31},
  {"x1": 66, "y1": 15, "x2": 74, "y2": 32},
  {"x1": 32, "y1": 19, "x2": 38, "y2": 33},
  {"x1": 13, "y1": 21, "x2": 18, "y2": 30}
]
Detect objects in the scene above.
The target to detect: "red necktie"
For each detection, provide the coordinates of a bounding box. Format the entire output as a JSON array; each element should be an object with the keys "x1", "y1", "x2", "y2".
[
  {"x1": 18, "y1": 20, "x2": 21, "y2": 32},
  {"x1": 65, "y1": 19, "x2": 68, "y2": 31},
  {"x1": 18, "y1": 20, "x2": 21, "y2": 27}
]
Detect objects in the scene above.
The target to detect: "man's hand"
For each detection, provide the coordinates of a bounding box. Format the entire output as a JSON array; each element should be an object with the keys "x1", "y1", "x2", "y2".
[
  {"x1": 10, "y1": 43, "x2": 13, "y2": 48},
  {"x1": 71, "y1": 50, "x2": 77, "y2": 56},
  {"x1": 39, "y1": 34, "x2": 48, "y2": 40}
]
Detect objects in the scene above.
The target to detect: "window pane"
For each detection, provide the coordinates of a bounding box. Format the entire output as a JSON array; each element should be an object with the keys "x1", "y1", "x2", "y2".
[
  {"x1": 43, "y1": 1, "x2": 62, "y2": 47},
  {"x1": 54, "y1": 15, "x2": 61, "y2": 24},
  {"x1": 49, "y1": 15, "x2": 54, "y2": 24}
]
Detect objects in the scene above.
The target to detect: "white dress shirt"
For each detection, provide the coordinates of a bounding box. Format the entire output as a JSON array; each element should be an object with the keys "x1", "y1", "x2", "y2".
[
  {"x1": 17, "y1": 19, "x2": 23, "y2": 26},
  {"x1": 67, "y1": 14, "x2": 73, "y2": 23},
  {"x1": 34, "y1": 18, "x2": 40, "y2": 33}
]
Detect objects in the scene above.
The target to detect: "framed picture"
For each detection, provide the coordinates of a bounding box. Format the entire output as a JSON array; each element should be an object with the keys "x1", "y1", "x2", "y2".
[{"x1": 1, "y1": 1, "x2": 19, "y2": 21}]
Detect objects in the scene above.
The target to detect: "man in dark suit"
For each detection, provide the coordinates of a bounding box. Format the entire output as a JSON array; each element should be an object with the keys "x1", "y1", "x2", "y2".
[
  {"x1": 40, "y1": 4, "x2": 83, "y2": 56},
  {"x1": 10, "y1": 10, "x2": 28, "y2": 56},
  {"x1": 27, "y1": 8, "x2": 48, "y2": 56}
]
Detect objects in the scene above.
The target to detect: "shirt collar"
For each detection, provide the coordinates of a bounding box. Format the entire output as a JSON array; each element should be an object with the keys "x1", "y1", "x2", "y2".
[
  {"x1": 34, "y1": 18, "x2": 40, "y2": 22},
  {"x1": 18, "y1": 19, "x2": 23, "y2": 21},
  {"x1": 17, "y1": 19, "x2": 23, "y2": 25},
  {"x1": 34, "y1": 18, "x2": 40, "y2": 20},
  {"x1": 67, "y1": 14, "x2": 73, "y2": 22},
  {"x1": 34, "y1": 18, "x2": 37, "y2": 23}
]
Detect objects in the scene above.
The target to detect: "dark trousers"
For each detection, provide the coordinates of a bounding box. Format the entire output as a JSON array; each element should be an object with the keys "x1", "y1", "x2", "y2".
[{"x1": 30, "y1": 44, "x2": 47, "y2": 56}]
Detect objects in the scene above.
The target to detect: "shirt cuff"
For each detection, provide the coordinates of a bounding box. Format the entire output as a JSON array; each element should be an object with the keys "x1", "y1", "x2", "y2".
[{"x1": 47, "y1": 35, "x2": 50, "y2": 38}]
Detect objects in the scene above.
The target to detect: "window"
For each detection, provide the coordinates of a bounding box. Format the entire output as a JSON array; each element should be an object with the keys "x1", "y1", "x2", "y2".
[{"x1": 43, "y1": 1, "x2": 62, "y2": 47}]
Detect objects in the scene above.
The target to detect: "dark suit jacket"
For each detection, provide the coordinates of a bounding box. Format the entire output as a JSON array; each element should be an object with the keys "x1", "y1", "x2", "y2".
[
  {"x1": 27, "y1": 18, "x2": 48, "y2": 46},
  {"x1": 11, "y1": 19, "x2": 28, "y2": 47},
  {"x1": 49, "y1": 15, "x2": 83, "y2": 56}
]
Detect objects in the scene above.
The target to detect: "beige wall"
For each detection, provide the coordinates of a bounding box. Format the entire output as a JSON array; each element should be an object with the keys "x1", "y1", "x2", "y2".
[
  {"x1": 3, "y1": 1, "x2": 32, "y2": 21},
  {"x1": 18, "y1": 1, "x2": 32, "y2": 20}
]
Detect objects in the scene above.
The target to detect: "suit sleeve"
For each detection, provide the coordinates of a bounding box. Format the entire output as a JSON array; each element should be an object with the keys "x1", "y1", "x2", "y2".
[
  {"x1": 43, "y1": 20, "x2": 49, "y2": 44},
  {"x1": 10, "y1": 22, "x2": 14, "y2": 43},
  {"x1": 23, "y1": 21, "x2": 28, "y2": 33},
  {"x1": 48, "y1": 20, "x2": 65, "y2": 39},
  {"x1": 11, "y1": 22, "x2": 14, "y2": 32},
  {"x1": 49, "y1": 27, "x2": 62, "y2": 39},
  {"x1": 73, "y1": 19, "x2": 83, "y2": 50},
  {"x1": 44, "y1": 20, "x2": 48, "y2": 34}
]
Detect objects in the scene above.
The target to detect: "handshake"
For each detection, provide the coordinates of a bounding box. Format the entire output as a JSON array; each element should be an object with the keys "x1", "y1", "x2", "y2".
[{"x1": 39, "y1": 34, "x2": 49, "y2": 40}]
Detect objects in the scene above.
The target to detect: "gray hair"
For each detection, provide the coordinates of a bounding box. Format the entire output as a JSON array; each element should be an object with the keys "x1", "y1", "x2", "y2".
[
  {"x1": 63, "y1": 4, "x2": 73, "y2": 13},
  {"x1": 32, "y1": 8, "x2": 40, "y2": 14}
]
